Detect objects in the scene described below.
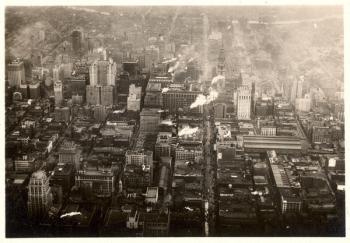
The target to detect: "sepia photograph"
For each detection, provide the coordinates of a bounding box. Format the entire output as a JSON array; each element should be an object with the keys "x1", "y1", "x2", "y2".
[{"x1": 3, "y1": 1, "x2": 346, "y2": 238}]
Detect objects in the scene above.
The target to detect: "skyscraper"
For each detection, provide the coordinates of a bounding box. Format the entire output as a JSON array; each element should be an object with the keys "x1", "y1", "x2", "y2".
[
  {"x1": 7, "y1": 59, "x2": 25, "y2": 87},
  {"x1": 54, "y1": 80, "x2": 63, "y2": 106},
  {"x1": 98, "y1": 60, "x2": 109, "y2": 86},
  {"x1": 86, "y1": 85, "x2": 101, "y2": 105},
  {"x1": 89, "y1": 62, "x2": 98, "y2": 86},
  {"x1": 53, "y1": 65, "x2": 60, "y2": 82},
  {"x1": 291, "y1": 75, "x2": 304, "y2": 103},
  {"x1": 237, "y1": 85, "x2": 251, "y2": 120},
  {"x1": 107, "y1": 60, "x2": 117, "y2": 86},
  {"x1": 27, "y1": 171, "x2": 52, "y2": 219},
  {"x1": 296, "y1": 76, "x2": 304, "y2": 99},
  {"x1": 217, "y1": 46, "x2": 226, "y2": 77},
  {"x1": 127, "y1": 84, "x2": 142, "y2": 111},
  {"x1": 100, "y1": 86, "x2": 114, "y2": 106},
  {"x1": 71, "y1": 30, "x2": 82, "y2": 55}
]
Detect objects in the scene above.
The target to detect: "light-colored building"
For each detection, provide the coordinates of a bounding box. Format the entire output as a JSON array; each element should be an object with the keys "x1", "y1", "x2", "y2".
[
  {"x1": 58, "y1": 141, "x2": 81, "y2": 170},
  {"x1": 7, "y1": 59, "x2": 25, "y2": 87},
  {"x1": 175, "y1": 146, "x2": 202, "y2": 162},
  {"x1": 261, "y1": 126, "x2": 277, "y2": 136},
  {"x1": 54, "y1": 80, "x2": 63, "y2": 106},
  {"x1": 107, "y1": 60, "x2": 117, "y2": 86},
  {"x1": 290, "y1": 75, "x2": 304, "y2": 103},
  {"x1": 145, "y1": 187, "x2": 159, "y2": 204},
  {"x1": 237, "y1": 85, "x2": 251, "y2": 120},
  {"x1": 28, "y1": 171, "x2": 52, "y2": 219},
  {"x1": 295, "y1": 94, "x2": 311, "y2": 113},
  {"x1": 53, "y1": 65, "x2": 60, "y2": 82},
  {"x1": 127, "y1": 84, "x2": 142, "y2": 111},
  {"x1": 89, "y1": 61, "x2": 98, "y2": 86},
  {"x1": 125, "y1": 150, "x2": 153, "y2": 167}
]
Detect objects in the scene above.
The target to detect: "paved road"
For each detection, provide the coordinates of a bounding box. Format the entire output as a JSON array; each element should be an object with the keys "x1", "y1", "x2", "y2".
[{"x1": 202, "y1": 104, "x2": 217, "y2": 236}]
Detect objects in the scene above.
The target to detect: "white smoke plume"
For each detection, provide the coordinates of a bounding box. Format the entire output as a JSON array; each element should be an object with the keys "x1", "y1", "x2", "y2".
[
  {"x1": 96, "y1": 47, "x2": 104, "y2": 53},
  {"x1": 185, "y1": 206, "x2": 194, "y2": 211},
  {"x1": 187, "y1": 57, "x2": 194, "y2": 63},
  {"x1": 224, "y1": 130, "x2": 231, "y2": 138},
  {"x1": 190, "y1": 94, "x2": 207, "y2": 108},
  {"x1": 168, "y1": 61, "x2": 180, "y2": 73},
  {"x1": 162, "y1": 88, "x2": 169, "y2": 93},
  {"x1": 168, "y1": 45, "x2": 199, "y2": 75},
  {"x1": 211, "y1": 75, "x2": 225, "y2": 85},
  {"x1": 178, "y1": 126, "x2": 199, "y2": 136},
  {"x1": 60, "y1": 212, "x2": 82, "y2": 218},
  {"x1": 207, "y1": 89, "x2": 219, "y2": 103},
  {"x1": 190, "y1": 75, "x2": 223, "y2": 108},
  {"x1": 161, "y1": 119, "x2": 173, "y2": 126},
  {"x1": 162, "y1": 57, "x2": 177, "y2": 64},
  {"x1": 113, "y1": 108, "x2": 125, "y2": 114},
  {"x1": 157, "y1": 109, "x2": 165, "y2": 113},
  {"x1": 190, "y1": 88, "x2": 219, "y2": 109}
]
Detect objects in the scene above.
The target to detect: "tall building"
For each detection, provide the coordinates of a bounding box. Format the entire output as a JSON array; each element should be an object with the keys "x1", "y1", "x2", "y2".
[
  {"x1": 69, "y1": 75, "x2": 86, "y2": 100},
  {"x1": 86, "y1": 85, "x2": 101, "y2": 105},
  {"x1": 127, "y1": 84, "x2": 142, "y2": 111},
  {"x1": 27, "y1": 171, "x2": 52, "y2": 219},
  {"x1": 101, "y1": 86, "x2": 114, "y2": 106},
  {"x1": 140, "y1": 108, "x2": 161, "y2": 134},
  {"x1": 23, "y1": 59, "x2": 33, "y2": 82},
  {"x1": 53, "y1": 66, "x2": 60, "y2": 82},
  {"x1": 217, "y1": 46, "x2": 226, "y2": 77},
  {"x1": 296, "y1": 76, "x2": 304, "y2": 99},
  {"x1": 58, "y1": 141, "x2": 81, "y2": 170},
  {"x1": 98, "y1": 60, "x2": 109, "y2": 86},
  {"x1": 71, "y1": 30, "x2": 82, "y2": 55},
  {"x1": 144, "y1": 82, "x2": 163, "y2": 108},
  {"x1": 29, "y1": 82, "x2": 41, "y2": 99},
  {"x1": 7, "y1": 59, "x2": 25, "y2": 87},
  {"x1": 107, "y1": 60, "x2": 117, "y2": 86},
  {"x1": 295, "y1": 94, "x2": 311, "y2": 113},
  {"x1": 60, "y1": 63, "x2": 73, "y2": 79},
  {"x1": 89, "y1": 62, "x2": 98, "y2": 86},
  {"x1": 144, "y1": 46, "x2": 160, "y2": 71},
  {"x1": 54, "y1": 80, "x2": 63, "y2": 106},
  {"x1": 290, "y1": 76, "x2": 304, "y2": 103},
  {"x1": 162, "y1": 89, "x2": 201, "y2": 114},
  {"x1": 237, "y1": 85, "x2": 251, "y2": 120}
]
